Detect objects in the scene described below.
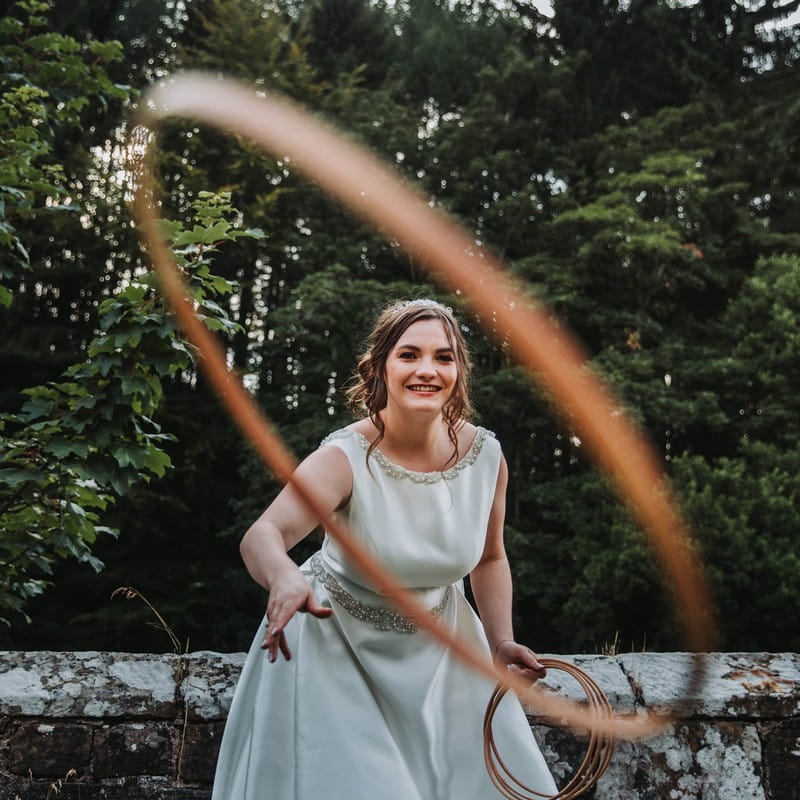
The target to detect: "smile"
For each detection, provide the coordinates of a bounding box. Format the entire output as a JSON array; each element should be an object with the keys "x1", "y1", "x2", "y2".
[{"x1": 407, "y1": 385, "x2": 441, "y2": 393}]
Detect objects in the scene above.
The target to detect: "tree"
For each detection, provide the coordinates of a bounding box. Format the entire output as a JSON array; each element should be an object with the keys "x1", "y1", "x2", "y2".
[{"x1": 0, "y1": 187, "x2": 261, "y2": 623}]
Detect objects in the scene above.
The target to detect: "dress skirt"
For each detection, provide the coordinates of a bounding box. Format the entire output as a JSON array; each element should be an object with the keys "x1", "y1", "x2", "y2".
[{"x1": 211, "y1": 556, "x2": 558, "y2": 800}]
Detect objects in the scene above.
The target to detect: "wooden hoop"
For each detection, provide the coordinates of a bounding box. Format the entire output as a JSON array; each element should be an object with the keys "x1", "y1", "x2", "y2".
[{"x1": 130, "y1": 72, "x2": 714, "y2": 741}]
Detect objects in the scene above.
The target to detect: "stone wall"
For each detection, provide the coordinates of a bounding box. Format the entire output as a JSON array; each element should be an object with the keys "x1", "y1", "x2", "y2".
[{"x1": 0, "y1": 651, "x2": 798, "y2": 799}]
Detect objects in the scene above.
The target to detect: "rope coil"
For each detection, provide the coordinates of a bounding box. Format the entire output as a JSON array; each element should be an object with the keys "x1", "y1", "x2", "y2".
[{"x1": 484, "y1": 658, "x2": 615, "y2": 800}]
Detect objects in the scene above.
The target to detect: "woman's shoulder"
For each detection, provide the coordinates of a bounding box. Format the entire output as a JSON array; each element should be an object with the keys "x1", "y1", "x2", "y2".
[
  {"x1": 459, "y1": 420, "x2": 492, "y2": 437},
  {"x1": 318, "y1": 423, "x2": 369, "y2": 452},
  {"x1": 320, "y1": 419, "x2": 378, "y2": 448},
  {"x1": 459, "y1": 422, "x2": 498, "y2": 453}
]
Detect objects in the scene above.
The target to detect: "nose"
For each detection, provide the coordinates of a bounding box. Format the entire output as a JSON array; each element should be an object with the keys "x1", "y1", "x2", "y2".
[{"x1": 415, "y1": 357, "x2": 436, "y2": 378}]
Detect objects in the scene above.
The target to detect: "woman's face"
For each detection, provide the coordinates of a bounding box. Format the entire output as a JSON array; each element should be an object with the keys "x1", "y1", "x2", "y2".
[{"x1": 383, "y1": 318, "x2": 458, "y2": 416}]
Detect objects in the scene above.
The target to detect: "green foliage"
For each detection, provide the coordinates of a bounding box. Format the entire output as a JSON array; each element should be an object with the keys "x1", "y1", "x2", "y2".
[
  {"x1": 304, "y1": 0, "x2": 398, "y2": 90},
  {"x1": 0, "y1": 0, "x2": 130, "y2": 305},
  {"x1": 722, "y1": 254, "x2": 800, "y2": 445},
  {"x1": 0, "y1": 191, "x2": 261, "y2": 622},
  {"x1": 674, "y1": 441, "x2": 800, "y2": 649},
  {"x1": 392, "y1": 0, "x2": 522, "y2": 110}
]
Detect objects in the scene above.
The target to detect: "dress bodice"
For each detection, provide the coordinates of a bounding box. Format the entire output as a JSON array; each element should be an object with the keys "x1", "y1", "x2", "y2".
[{"x1": 319, "y1": 426, "x2": 501, "y2": 591}]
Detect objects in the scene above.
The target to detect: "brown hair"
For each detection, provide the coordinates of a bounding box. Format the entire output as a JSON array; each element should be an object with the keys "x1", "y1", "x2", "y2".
[{"x1": 346, "y1": 299, "x2": 474, "y2": 465}]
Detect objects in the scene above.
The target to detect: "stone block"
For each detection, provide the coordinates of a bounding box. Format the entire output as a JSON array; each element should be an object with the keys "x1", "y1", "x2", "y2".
[
  {"x1": 0, "y1": 777, "x2": 211, "y2": 800},
  {"x1": 7, "y1": 721, "x2": 92, "y2": 777},
  {"x1": 178, "y1": 722, "x2": 225, "y2": 784},
  {"x1": 58, "y1": 783, "x2": 211, "y2": 800},
  {"x1": 526, "y1": 654, "x2": 637, "y2": 720},
  {"x1": 618, "y1": 652, "x2": 800, "y2": 718},
  {"x1": 586, "y1": 720, "x2": 764, "y2": 800},
  {"x1": 533, "y1": 722, "x2": 609, "y2": 792},
  {"x1": 92, "y1": 722, "x2": 176, "y2": 778},
  {"x1": 0, "y1": 651, "x2": 180, "y2": 718},
  {"x1": 0, "y1": 775, "x2": 79, "y2": 800},
  {"x1": 179, "y1": 651, "x2": 245, "y2": 721},
  {"x1": 762, "y1": 720, "x2": 800, "y2": 800}
]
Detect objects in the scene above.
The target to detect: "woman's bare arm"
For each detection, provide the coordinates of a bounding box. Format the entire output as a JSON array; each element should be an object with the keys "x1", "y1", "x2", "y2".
[
  {"x1": 240, "y1": 443, "x2": 352, "y2": 661},
  {"x1": 470, "y1": 454, "x2": 546, "y2": 681}
]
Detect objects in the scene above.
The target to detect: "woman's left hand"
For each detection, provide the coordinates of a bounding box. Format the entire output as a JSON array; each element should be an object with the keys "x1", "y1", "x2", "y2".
[{"x1": 493, "y1": 639, "x2": 547, "y2": 683}]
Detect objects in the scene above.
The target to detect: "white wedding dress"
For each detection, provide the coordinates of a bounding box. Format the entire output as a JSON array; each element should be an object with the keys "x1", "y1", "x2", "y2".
[{"x1": 212, "y1": 426, "x2": 557, "y2": 800}]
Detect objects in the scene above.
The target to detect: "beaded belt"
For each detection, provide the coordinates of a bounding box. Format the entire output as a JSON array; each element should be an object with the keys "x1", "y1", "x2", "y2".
[{"x1": 309, "y1": 552, "x2": 452, "y2": 634}]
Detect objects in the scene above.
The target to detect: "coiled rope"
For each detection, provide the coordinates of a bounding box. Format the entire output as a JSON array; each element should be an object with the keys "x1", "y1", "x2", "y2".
[{"x1": 484, "y1": 659, "x2": 615, "y2": 799}]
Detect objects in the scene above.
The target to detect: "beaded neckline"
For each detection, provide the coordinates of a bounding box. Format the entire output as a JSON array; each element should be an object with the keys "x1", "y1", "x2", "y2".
[{"x1": 323, "y1": 426, "x2": 493, "y2": 484}]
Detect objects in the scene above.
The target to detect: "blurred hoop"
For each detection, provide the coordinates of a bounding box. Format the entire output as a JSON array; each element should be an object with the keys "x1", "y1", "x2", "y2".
[{"x1": 130, "y1": 72, "x2": 713, "y2": 741}]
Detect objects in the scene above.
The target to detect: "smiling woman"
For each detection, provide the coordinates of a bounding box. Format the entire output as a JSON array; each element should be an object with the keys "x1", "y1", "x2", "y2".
[
  {"x1": 212, "y1": 298, "x2": 558, "y2": 800},
  {"x1": 347, "y1": 300, "x2": 472, "y2": 472}
]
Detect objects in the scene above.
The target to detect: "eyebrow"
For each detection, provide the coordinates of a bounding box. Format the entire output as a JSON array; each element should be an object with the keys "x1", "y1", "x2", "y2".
[{"x1": 396, "y1": 344, "x2": 454, "y2": 353}]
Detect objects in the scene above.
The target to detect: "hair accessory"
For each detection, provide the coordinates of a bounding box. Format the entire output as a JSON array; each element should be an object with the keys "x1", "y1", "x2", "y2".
[{"x1": 398, "y1": 298, "x2": 448, "y2": 310}]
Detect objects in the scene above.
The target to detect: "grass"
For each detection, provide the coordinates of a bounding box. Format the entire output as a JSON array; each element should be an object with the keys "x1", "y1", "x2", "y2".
[{"x1": 111, "y1": 585, "x2": 188, "y2": 654}]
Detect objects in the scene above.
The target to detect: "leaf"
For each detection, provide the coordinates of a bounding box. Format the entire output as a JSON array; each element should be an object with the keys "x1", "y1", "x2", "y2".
[
  {"x1": 14, "y1": 239, "x2": 29, "y2": 264},
  {"x1": 208, "y1": 274, "x2": 236, "y2": 295},
  {"x1": 42, "y1": 439, "x2": 90, "y2": 459},
  {"x1": 86, "y1": 39, "x2": 124, "y2": 61},
  {"x1": 143, "y1": 447, "x2": 172, "y2": 478},
  {"x1": 109, "y1": 442, "x2": 146, "y2": 469},
  {"x1": 19, "y1": 394, "x2": 55, "y2": 421},
  {"x1": 0, "y1": 468, "x2": 41, "y2": 487}
]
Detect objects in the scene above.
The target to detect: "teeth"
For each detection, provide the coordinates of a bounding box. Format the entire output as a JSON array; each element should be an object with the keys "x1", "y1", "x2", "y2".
[{"x1": 408, "y1": 386, "x2": 439, "y2": 392}]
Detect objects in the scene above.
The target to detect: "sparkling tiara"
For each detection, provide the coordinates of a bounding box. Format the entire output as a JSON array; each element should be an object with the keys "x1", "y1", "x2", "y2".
[{"x1": 398, "y1": 298, "x2": 448, "y2": 310}]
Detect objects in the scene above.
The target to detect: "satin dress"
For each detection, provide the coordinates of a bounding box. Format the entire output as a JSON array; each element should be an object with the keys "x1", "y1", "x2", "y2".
[{"x1": 211, "y1": 426, "x2": 557, "y2": 800}]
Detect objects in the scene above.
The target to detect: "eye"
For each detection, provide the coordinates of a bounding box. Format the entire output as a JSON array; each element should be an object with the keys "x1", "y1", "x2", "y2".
[
  {"x1": 438, "y1": 353, "x2": 455, "y2": 362},
  {"x1": 397, "y1": 351, "x2": 417, "y2": 359}
]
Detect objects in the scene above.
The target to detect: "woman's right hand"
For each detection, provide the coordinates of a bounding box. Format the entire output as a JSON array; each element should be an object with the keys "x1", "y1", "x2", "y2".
[
  {"x1": 240, "y1": 445, "x2": 350, "y2": 662},
  {"x1": 261, "y1": 565, "x2": 333, "y2": 662}
]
